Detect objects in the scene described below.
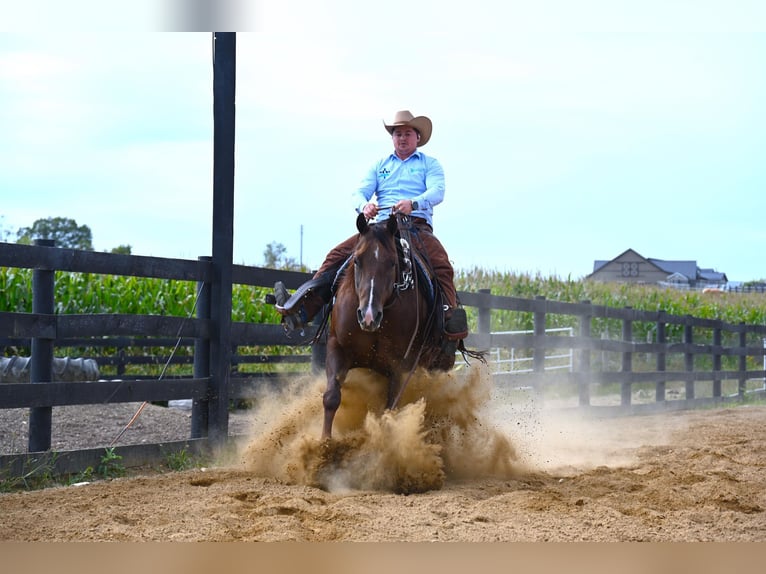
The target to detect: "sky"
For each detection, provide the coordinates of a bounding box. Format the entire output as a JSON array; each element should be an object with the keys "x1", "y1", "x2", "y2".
[{"x1": 1, "y1": 1, "x2": 765, "y2": 282}]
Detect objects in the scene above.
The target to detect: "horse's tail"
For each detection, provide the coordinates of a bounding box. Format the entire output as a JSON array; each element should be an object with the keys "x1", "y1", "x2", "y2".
[{"x1": 457, "y1": 340, "x2": 488, "y2": 365}]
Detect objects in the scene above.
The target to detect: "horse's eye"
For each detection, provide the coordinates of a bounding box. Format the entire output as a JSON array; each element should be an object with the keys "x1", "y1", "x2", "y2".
[{"x1": 353, "y1": 257, "x2": 361, "y2": 269}]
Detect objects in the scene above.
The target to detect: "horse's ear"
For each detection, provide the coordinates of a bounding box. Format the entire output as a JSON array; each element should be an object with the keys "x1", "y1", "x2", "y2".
[
  {"x1": 356, "y1": 212, "x2": 368, "y2": 234},
  {"x1": 386, "y1": 214, "x2": 397, "y2": 235}
]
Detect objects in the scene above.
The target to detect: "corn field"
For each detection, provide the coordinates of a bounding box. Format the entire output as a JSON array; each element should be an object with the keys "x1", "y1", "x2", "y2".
[{"x1": 2, "y1": 266, "x2": 765, "y2": 371}]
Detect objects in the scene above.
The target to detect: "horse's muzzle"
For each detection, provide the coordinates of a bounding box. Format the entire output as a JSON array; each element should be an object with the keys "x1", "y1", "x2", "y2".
[{"x1": 357, "y1": 308, "x2": 383, "y2": 332}]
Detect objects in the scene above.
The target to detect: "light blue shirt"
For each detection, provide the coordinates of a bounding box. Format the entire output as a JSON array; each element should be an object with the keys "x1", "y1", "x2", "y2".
[{"x1": 352, "y1": 150, "x2": 445, "y2": 228}]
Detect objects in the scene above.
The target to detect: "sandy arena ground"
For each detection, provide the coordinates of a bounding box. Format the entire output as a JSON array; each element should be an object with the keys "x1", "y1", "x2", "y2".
[{"x1": 1, "y1": 364, "x2": 764, "y2": 541}]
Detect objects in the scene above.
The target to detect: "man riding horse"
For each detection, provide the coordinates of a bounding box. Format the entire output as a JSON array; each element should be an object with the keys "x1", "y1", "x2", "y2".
[{"x1": 274, "y1": 110, "x2": 468, "y2": 347}]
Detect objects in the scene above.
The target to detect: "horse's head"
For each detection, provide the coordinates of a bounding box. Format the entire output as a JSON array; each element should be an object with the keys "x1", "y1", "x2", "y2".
[{"x1": 352, "y1": 213, "x2": 399, "y2": 332}]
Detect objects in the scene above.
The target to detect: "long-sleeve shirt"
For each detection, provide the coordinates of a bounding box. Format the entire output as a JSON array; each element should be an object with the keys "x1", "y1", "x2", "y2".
[{"x1": 351, "y1": 149, "x2": 445, "y2": 229}]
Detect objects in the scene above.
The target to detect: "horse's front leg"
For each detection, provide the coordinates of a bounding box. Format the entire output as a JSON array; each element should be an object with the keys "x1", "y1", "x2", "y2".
[{"x1": 322, "y1": 338, "x2": 349, "y2": 440}]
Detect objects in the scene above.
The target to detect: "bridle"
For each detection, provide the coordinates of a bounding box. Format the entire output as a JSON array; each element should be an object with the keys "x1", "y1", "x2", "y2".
[{"x1": 393, "y1": 214, "x2": 414, "y2": 292}]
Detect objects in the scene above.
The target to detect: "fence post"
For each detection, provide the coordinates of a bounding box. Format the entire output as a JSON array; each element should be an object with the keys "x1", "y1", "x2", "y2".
[
  {"x1": 620, "y1": 307, "x2": 633, "y2": 407},
  {"x1": 477, "y1": 289, "x2": 491, "y2": 342},
  {"x1": 738, "y1": 324, "x2": 747, "y2": 400},
  {"x1": 684, "y1": 316, "x2": 695, "y2": 400},
  {"x1": 29, "y1": 238, "x2": 55, "y2": 452},
  {"x1": 533, "y1": 296, "x2": 546, "y2": 374},
  {"x1": 712, "y1": 323, "x2": 722, "y2": 399},
  {"x1": 310, "y1": 305, "x2": 327, "y2": 375},
  {"x1": 577, "y1": 300, "x2": 591, "y2": 407},
  {"x1": 208, "y1": 31, "x2": 236, "y2": 448},
  {"x1": 655, "y1": 311, "x2": 666, "y2": 402},
  {"x1": 116, "y1": 339, "x2": 126, "y2": 377},
  {"x1": 192, "y1": 256, "x2": 211, "y2": 439}
]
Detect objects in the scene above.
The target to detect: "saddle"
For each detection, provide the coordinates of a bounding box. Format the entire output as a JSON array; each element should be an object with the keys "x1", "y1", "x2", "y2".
[
  {"x1": 267, "y1": 214, "x2": 447, "y2": 343},
  {"x1": 393, "y1": 215, "x2": 446, "y2": 332}
]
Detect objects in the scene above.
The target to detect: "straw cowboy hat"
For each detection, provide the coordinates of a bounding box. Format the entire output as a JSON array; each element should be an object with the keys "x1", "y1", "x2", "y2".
[{"x1": 383, "y1": 110, "x2": 432, "y2": 147}]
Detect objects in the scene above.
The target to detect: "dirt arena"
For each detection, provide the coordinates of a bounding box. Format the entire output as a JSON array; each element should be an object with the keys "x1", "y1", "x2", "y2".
[{"x1": 1, "y1": 365, "x2": 764, "y2": 542}]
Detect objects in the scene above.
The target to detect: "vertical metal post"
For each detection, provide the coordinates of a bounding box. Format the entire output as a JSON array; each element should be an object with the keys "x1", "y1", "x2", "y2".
[
  {"x1": 533, "y1": 296, "x2": 546, "y2": 373},
  {"x1": 620, "y1": 307, "x2": 632, "y2": 407},
  {"x1": 29, "y1": 238, "x2": 55, "y2": 452},
  {"x1": 192, "y1": 256, "x2": 212, "y2": 439},
  {"x1": 578, "y1": 301, "x2": 591, "y2": 407},
  {"x1": 738, "y1": 324, "x2": 747, "y2": 400},
  {"x1": 655, "y1": 312, "x2": 666, "y2": 402},
  {"x1": 208, "y1": 32, "x2": 236, "y2": 447},
  {"x1": 684, "y1": 317, "x2": 695, "y2": 400},
  {"x1": 116, "y1": 340, "x2": 126, "y2": 377},
  {"x1": 762, "y1": 337, "x2": 766, "y2": 391},
  {"x1": 712, "y1": 324, "x2": 722, "y2": 398},
  {"x1": 477, "y1": 289, "x2": 491, "y2": 351},
  {"x1": 532, "y1": 296, "x2": 546, "y2": 401}
]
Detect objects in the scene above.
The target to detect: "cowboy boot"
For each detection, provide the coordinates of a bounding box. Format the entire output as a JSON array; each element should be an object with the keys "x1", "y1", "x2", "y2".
[
  {"x1": 440, "y1": 306, "x2": 468, "y2": 356},
  {"x1": 274, "y1": 281, "x2": 330, "y2": 332},
  {"x1": 444, "y1": 307, "x2": 468, "y2": 340}
]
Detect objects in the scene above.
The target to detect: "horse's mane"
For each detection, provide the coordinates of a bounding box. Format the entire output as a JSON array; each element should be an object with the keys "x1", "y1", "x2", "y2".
[
  {"x1": 364, "y1": 220, "x2": 398, "y2": 251},
  {"x1": 341, "y1": 219, "x2": 398, "y2": 285}
]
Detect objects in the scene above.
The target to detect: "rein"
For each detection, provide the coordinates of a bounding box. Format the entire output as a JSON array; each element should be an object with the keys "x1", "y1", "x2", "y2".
[
  {"x1": 393, "y1": 214, "x2": 420, "y2": 360},
  {"x1": 388, "y1": 213, "x2": 442, "y2": 409}
]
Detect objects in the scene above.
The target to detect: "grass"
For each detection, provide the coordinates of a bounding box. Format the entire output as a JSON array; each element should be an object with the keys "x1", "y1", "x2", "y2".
[
  {"x1": 165, "y1": 448, "x2": 201, "y2": 472},
  {"x1": 0, "y1": 446, "x2": 213, "y2": 494},
  {"x1": 0, "y1": 453, "x2": 59, "y2": 492},
  {"x1": 3, "y1": 266, "x2": 764, "y2": 373},
  {"x1": 96, "y1": 447, "x2": 125, "y2": 479}
]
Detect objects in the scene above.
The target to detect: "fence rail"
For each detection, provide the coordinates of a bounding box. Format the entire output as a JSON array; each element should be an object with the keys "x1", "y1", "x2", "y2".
[{"x1": 2, "y1": 242, "x2": 765, "y2": 477}]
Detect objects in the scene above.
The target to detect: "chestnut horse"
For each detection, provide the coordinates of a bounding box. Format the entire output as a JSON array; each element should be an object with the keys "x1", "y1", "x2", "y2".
[{"x1": 322, "y1": 212, "x2": 462, "y2": 439}]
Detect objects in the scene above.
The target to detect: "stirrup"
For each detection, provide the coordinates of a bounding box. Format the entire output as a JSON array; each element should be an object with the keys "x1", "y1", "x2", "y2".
[{"x1": 282, "y1": 306, "x2": 308, "y2": 332}]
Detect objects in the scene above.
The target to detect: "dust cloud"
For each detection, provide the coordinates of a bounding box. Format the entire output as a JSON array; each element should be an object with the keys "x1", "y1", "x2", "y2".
[
  {"x1": 240, "y1": 364, "x2": 676, "y2": 493},
  {"x1": 241, "y1": 363, "x2": 521, "y2": 493},
  {"x1": 490, "y1": 386, "x2": 682, "y2": 476}
]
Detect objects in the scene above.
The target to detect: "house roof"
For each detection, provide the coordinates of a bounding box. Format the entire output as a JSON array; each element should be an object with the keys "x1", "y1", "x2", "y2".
[
  {"x1": 591, "y1": 249, "x2": 727, "y2": 282},
  {"x1": 699, "y1": 268, "x2": 728, "y2": 282},
  {"x1": 592, "y1": 260, "x2": 609, "y2": 273},
  {"x1": 648, "y1": 259, "x2": 698, "y2": 279}
]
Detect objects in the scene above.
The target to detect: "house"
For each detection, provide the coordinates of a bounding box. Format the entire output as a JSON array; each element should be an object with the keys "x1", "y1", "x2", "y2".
[{"x1": 588, "y1": 249, "x2": 728, "y2": 288}]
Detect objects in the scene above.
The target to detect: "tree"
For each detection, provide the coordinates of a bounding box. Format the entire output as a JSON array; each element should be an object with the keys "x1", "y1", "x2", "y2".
[
  {"x1": 0, "y1": 216, "x2": 11, "y2": 242},
  {"x1": 16, "y1": 217, "x2": 94, "y2": 250},
  {"x1": 110, "y1": 244, "x2": 132, "y2": 255},
  {"x1": 263, "y1": 241, "x2": 301, "y2": 270}
]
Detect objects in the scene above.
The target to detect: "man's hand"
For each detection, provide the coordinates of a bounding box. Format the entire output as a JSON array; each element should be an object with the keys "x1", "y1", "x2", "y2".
[
  {"x1": 393, "y1": 199, "x2": 415, "y2": 215},
  {"x1": 362, "y1": 203, "x2": 379, "y2": 219}
]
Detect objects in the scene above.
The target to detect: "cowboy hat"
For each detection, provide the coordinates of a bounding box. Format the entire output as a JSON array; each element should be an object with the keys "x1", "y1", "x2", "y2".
[{"x1": 383, "y1": 110, "x2": 432, "y2": 147}]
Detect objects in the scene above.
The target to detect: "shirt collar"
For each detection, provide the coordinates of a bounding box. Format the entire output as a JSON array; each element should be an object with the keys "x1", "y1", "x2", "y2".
[{"x1": 389, "y1": 149, "x2": 422, "y2": 161}]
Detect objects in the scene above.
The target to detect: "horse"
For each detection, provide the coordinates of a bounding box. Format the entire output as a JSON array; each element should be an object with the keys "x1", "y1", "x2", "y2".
[{"x1": 321, "y1": 212, "x2": 470, "y2": 439}]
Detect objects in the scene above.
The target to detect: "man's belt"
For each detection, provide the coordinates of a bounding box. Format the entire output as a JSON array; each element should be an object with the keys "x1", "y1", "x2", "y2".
[{"x1": 410, "y1": 217, "x2": 432, "y2": 229}]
